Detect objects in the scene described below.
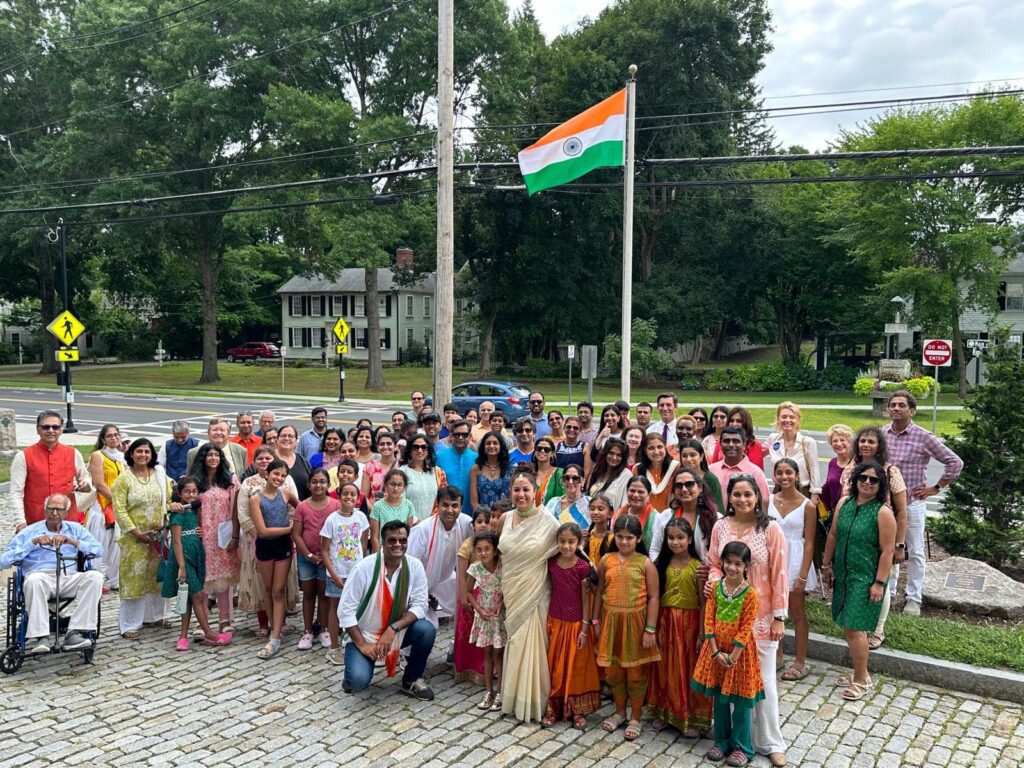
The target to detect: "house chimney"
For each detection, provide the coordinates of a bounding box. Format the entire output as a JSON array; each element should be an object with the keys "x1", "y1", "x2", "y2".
[{"x1": 395, "y1": 247, "x2": 414, "y2": 269}]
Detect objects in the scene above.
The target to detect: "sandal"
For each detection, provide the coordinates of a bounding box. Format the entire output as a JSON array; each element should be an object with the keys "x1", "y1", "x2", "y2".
[
  {"x1": 121, "y1": 631, "x2": 141, "y2": 640},
  {"x1": 833, "y1": 675, "x2": 854, "y2": 687},
  {"x1": 706, "y1": 746, "x2": 726, "y2": 762},
  {"x1": 572, "y1": 715, "x2": 587, "y2": 730},
  {"x1": 256, "y1": 642, "x2": 279, "y2": 660},
  {"x1": 724, "y1": 750, "x2": 749, "y2": 767},
  {"x1": 781, "y1": 663, "x2": 809, "y2": 681},
  {"x1": 651, "y1": 718, "x2": 668, "y2": 732},
  {"x1": 867, "y1": 632, "x2": 885, "y2": 650},
  {"x1": 204, "y1": 632, "x2": 233, "y2": 647},
  {"x1": 601, "y1": 714, "x2": 625, "y2": 733},
  {"x1": 255, "y1": 626, "x2": 270, "y2": 638},
  {"x1": 541, "y1": 709, "x2": 557, "y2": 728},
  {"x1": 624, "y1": 720, "x2": 642, "y2": 741},
  {"x1": 840, "y1": 680, "x2": 873, "y2": 701}
]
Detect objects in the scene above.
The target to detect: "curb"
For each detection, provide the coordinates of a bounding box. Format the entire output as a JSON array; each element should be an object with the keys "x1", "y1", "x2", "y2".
[{"x1": 787, "y1": 630, "x2": 1024, "y2": 704}]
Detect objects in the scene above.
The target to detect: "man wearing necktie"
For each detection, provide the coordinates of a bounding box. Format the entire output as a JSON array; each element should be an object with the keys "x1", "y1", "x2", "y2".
[{"x1": 646, "y1": 392, "x2": 679, "y2": 447}]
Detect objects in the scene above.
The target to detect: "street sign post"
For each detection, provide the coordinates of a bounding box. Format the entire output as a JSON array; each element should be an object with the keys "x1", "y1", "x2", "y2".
[
  {"x1": 45, "y1": 304, "x2": 84, "y2": 433},
  {"x1": 332, "y1": 318, "x2": 351, "y2": 403},
  {"x1": 922, "y1": 339, "x2": 953, "y2": 433},
  {"x1": 566, "y1": 344, "x2": 576, "y2": 407},
  {"x1": 581, "y1": 345, "x2": 598, "y2": 404},
  {"x1": 279, "y1": 345, "x2": 287, "y2": 391}
]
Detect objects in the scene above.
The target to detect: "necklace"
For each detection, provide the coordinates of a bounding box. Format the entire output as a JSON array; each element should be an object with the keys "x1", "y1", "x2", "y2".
[
  {"x1": 134, "y1": 470, "x2": 152, "y2": 485},
  {"x1": 722, "y1": 579, "x2": 747, "y2": 599}
]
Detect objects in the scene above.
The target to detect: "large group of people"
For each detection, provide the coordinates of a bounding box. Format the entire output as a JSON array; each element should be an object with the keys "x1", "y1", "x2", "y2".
[{"x1": 4, "y1": 388, "x2": 964, "y2": 765}]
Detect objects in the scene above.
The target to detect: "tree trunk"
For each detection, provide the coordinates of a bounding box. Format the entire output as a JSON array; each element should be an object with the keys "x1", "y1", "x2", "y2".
[
  {"x1": 477, "y1": 304, "x2": 498, "y2": 378},
  {"x1": 774, "y1": 304, "x2": 803, "y2": 363},
  {"x1": 198, "y1": 242, "x2": 220, "y2": 384},
  {"x1": 364, "y1": 267, "x2": 386, "y2": 390},
  {"x1": 35, "y1": 242, "x2": 57, "y2": 375}
]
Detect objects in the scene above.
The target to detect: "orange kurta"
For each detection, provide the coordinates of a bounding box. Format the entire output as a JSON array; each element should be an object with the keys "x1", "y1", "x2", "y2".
[
  {"x1": 691, "y1": 581, "x2": 764, "y2": 707},
  {"x1": 596, "y1": 553, "x2": 661, "y2": 668}
]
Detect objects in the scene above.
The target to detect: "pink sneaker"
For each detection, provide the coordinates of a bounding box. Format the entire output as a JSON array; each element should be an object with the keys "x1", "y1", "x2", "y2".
[
  {"x1": 319, "y1": 631, "x2": 331, "y2": 648},
  {"x1": 297, "y1": 632, "x2": 314, "y2": 650},
  {"x1": 176, "y1": 637, "x2": 190, "y2": 652}
]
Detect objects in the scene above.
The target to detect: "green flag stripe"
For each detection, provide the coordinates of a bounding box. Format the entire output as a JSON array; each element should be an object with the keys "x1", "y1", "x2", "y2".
[{"x1": 523, "y1": 139, "x2": 624, "y2": 195}]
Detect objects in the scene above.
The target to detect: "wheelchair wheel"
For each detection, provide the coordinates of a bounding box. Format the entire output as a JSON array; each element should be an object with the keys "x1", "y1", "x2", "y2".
[{"x1": 0, "y1": 645, "x2": 23, "y2": 674}]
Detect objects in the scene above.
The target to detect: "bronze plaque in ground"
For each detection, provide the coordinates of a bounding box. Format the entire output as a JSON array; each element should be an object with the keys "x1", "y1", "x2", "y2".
[{"x1": 945, "y1": 573, "x2": 986, "y2": 592}]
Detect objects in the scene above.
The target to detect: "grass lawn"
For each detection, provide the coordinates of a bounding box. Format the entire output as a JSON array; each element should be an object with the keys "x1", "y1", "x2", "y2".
[{"x1": 804, "y1": 597, "x2": 1024, "y2": 673}]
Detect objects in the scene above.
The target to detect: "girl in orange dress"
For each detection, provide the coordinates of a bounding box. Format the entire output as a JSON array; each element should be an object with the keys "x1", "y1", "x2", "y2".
[
  {"x1": 692, "y1": 541, "x2": 764, "y2": 766},
  {"x1": 648, "y1": 518, "x2": 712, "y2": 737},
  {"x1": 595, "y1": 515, "x2": 661, "y2": 741},
  {"x1": 542, "y1": 522, "x2": 601, "y2": 729}
]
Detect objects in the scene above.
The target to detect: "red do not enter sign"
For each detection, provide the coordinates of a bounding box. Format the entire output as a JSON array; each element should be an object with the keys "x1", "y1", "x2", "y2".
[{"x1": 922, "y1": 339, "x2": 953, "y2": 367}]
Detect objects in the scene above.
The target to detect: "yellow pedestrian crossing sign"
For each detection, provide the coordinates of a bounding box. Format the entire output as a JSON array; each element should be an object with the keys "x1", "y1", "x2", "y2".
[
  {"x1": 55, "y1": 347, "x2": 80, "y2": 362},
  {"x1": 335, "y1": 344, "x2": 349, "y2": 355},
  {"x1": 47, "y1": 310, "x2": 85, "y2": 346},
  {"x1": 332, "y1": 317, "x2": 350, "y2": 343}
]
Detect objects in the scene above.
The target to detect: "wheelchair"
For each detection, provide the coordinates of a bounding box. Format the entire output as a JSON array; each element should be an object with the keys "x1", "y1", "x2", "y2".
[{"x1": 1, "y1": 547, "x2": 101, "y2": 674}]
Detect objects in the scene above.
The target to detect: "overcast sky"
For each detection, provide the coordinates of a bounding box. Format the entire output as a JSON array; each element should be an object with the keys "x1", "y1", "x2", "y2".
[{"x1": 508, "y1": 0, "x2": 1024, "y2": 151}]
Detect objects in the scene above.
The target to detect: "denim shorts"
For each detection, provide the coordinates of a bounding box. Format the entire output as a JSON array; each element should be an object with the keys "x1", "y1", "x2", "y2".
[
  {"x1": 325, "y1": 577, "x2": 344, "y2": 598},
  {"x1": 297, "y1": 553, "x2": 327, "y2": 582}
]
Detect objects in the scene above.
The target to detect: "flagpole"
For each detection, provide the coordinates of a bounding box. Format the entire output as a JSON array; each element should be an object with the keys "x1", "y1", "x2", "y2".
[{"x1": 620, "y1": 64, "x2": 637, "y2": 404}]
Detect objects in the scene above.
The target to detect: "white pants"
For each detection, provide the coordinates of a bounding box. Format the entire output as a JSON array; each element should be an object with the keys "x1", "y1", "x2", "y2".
[
  {"x1": 119, "y1": 593, "x2": 168, "y2": 634},
  {"x1": 23, "y1": 570, "x2": 103, "y2": 640},
  {"x1": 753, "y1": 640, "x2": 787, "y2": 755},
  {"x1": 85, "y1": 507, "x2": 120, "y2": 589},
  {"x1": 905, "y1": 500, "x2": 927, "y2": 604}
]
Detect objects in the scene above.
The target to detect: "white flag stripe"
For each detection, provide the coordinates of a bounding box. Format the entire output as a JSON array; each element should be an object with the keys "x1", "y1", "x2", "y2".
[{"x1": 517, "y1": 114, "x2": 626, "y2": 176}]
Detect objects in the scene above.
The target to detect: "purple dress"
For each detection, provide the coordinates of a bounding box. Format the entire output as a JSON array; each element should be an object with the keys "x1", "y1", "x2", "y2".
[{"x1": 821, "y1": 457, "x2": 847, "y2": 514}]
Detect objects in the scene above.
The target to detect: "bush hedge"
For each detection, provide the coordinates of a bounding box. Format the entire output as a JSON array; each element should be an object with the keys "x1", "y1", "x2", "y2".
[{"x1": 681, "y1": 362, "x2": 856, "y2": 393}]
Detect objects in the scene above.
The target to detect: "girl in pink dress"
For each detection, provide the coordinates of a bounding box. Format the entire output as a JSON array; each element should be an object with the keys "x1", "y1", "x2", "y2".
[{"x1": 193, "y1": 444, "x2": 240, "y2": 635}]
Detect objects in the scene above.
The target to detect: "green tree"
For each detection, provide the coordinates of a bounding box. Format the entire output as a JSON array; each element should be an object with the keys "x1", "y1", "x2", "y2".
[
  {"x1": 602, "y1": 318, "x2": 673, "y2": 384},
  {"x1": 931, "y1": 333, "x2": 1024, "y2": 568}
]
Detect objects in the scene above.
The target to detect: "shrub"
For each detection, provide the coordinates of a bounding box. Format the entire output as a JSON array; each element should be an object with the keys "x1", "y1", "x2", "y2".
[
  {"x1": 853, "y1": 377, "x2": 876, "y2": 396},
  {"x1": 678, "y1": 374, "x2": 702, "y2": 391},
  {"x1": 705, "y1": 369, "x2": 733, "y2": 391},
  {"x1": 0, "y1": 341, "x2": 16, "y2": 365},
  {"x1": 931, "y1": 336, "x2": 1024, "y2": 568},
  {"x1": 819, "y1": 363, "x2": 858, "y2": 390},
  {"x1": 903, "y1": 377, "x2": 932, "y2": 399}
]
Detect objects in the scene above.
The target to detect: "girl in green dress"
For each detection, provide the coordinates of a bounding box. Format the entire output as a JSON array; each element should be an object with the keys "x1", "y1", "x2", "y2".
[
  {"x1": 821, "y1": 461, "x2": 896, "y2": 702},
  {"x1": 163, "y1": 479, "x2": 232, "y2": 651}
]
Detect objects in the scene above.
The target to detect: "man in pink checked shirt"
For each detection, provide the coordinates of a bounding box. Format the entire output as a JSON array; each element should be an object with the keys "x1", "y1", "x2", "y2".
[{"x1": 881, "y1": 389, "x2": 963, "y2": 616}]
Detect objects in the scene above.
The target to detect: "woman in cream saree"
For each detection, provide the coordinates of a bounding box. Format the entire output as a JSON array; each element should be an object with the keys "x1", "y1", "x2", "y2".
[{"x1": 499, "y1": 469, "x2": 560, "y2": 722}]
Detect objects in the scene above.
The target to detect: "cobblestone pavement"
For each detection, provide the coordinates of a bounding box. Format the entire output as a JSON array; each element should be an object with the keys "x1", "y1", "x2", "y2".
[{"x1": 0, "y1": 491, "x2": 1021, "y2": 768}]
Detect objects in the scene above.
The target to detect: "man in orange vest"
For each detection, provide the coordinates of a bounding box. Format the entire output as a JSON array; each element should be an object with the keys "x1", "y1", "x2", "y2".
[{"x1": 10, "y1": 411, "x2": 92, "y2": 531}]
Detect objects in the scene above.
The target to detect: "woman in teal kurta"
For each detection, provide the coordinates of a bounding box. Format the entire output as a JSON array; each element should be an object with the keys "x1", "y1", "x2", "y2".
[{"x1": 822, "y1": 460, "x2": 896, "y2": 701}]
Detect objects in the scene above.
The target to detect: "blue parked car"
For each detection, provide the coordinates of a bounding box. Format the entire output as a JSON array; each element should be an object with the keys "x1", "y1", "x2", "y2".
[{"x1": 425, "y1": 381, "x2": 532, "y2": 422}]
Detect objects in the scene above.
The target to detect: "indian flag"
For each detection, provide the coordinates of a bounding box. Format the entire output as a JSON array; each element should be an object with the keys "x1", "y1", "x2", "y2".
[{"x1": 517, "y1": 89, "x2": 626, "y2": 195}]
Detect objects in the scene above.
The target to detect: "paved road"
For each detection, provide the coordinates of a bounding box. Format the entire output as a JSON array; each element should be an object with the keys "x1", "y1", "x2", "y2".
[
  {"x1": 0, "y1": 495, "x2": 1018, "y2": 768},
  {"x1": 1, "y1": 386, "x2": 398, "y2": 443}
]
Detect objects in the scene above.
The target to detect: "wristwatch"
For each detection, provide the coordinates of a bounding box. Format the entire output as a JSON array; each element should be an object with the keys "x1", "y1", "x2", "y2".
[
  {"x1": 895, "y1": 543, "x2": 906, "y2": 550},
  {"x1": 932, "y1": 484, "x2": 941, "y2": 493},
  {"x1": 873, "y1": 579, "x2": 886, "y2": 588},
  {"x1": 389, "y1": 622, "x2": 400, "y2": 633}
]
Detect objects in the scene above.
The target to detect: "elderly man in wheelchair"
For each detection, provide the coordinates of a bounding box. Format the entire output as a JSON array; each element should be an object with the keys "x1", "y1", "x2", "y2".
[{"x1": 1, "y1": 493, "x2": 104, "y2": 659}]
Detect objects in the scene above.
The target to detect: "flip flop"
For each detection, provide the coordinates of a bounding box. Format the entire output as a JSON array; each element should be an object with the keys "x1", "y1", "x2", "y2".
[
  {"x1": 624, "y1": 720, "x2": 642, "y2": 741},
  {"x1": 781, "y1": 663, "x2": 809, "y2": 681},
  {"x1": 601, "y1": 714, "x2": 625, "y2": 733},
  {"x1": 867, "y1": 632, "x2": 885, "y2": 650}
]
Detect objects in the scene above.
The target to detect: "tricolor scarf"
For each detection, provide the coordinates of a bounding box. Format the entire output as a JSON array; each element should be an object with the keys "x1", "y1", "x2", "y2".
[{"x1": 356, "y1": 551, "x2": 411, "y2": 677}]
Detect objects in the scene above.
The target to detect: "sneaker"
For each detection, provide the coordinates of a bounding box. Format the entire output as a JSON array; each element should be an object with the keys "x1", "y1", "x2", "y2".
[
  {"x1": 904, "y1": 600, "x2": 922, "y2": 616},
  {"x1": 724, "y1": 750, "x2": 749, "y2": 767},
  {"x1": 477, "y1": 691, "x2": 493, "y2": 710},
  {"x1": 319, "y1": 631, "x2": 331, "y2": 648},
  {"x1": 325, "y1": 648, "x2": 344, "y2": 666},
  {"x1": 489, "y1": 692, "x2": 502, "y2": 712},
  {"x1": 27, "y1": 638, "x2": 50, "y2": 655},
  {"x1": 705, "y1": 747, "x2": 726, "y2": 763},
  {"x1": 342, "y1": 680, "x2": 354, "y2": 694},
  {"x1": 297, "y1": 632, "x2": 314, "y2": 650},
  {"x1": 401, "y1": 678, "x2": 435, "y2": 701},
  {"x1": 176, "y1": 637, "x2": 190, "y2": 652},
  {"x1": 63, "y1": 631, "x2": 92, "y2": 651}
]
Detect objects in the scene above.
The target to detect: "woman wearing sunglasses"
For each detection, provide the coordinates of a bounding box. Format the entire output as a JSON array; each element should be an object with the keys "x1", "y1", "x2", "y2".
[
  {"x1": 649, "y1": 467, "x2": 717, "y2": 563},
  {"x1": 401, "y1": 437, "x2": 447, "y2": 523},
  {"x1": 545, "y1": 464, "x2": 589, "y2": 528},
  {"x1": 821, "y1": 461, "x2": 896, "y2": 704},
  {"x1": 531, "y1": 437, "x2": 565, "y2": 507}
]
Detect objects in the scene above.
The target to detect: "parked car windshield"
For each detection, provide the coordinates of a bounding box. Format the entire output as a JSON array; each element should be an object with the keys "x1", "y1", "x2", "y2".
[{"x1": 509, "y1": 385, "x2": 531, "y2": 397}]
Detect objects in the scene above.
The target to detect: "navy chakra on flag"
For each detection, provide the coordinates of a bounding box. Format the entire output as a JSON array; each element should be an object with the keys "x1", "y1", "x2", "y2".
[{"x1": 562, "y1": 136, "x2": 584, "y2": 157}]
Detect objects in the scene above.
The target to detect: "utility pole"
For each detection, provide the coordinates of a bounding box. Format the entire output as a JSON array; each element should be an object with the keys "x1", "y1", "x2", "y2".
[
  {"x1": 434, "y1": 0, "x2": 454, "y2": 409},
  {"x1": 620, "y1": 65, "x2": 638, "y2": 404}
]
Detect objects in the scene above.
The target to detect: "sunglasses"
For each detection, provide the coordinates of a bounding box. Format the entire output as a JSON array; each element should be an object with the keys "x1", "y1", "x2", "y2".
[
  {"x1": 564, "y1": 426, "x2": 580, "y2": 431},
  {"x1": 452, "y1": 432, "x2": 470, "y2": 438},
  {"x1": 529, "y1": 400, "x2": 543, "y2": 405},
  {"x1": 693, "y1": 416, "x2": 707, "y2": 422},
  {"x1": 535, "y1": 446, "x2": 552, "y2": 453},
  {"x1": 39, "y1": 424, "x2": 62, "y2": 431},
  {"x1": 411, "y1": 444, "x2": 428, "y2": 451},
  {"x1": 563, "y1": 475, "x2": 581, "y2": 483},
  {"x1": 674, "y1": 480, "x2": 698, "y2": 490},
  {"x1": 858, "y1": 476, "x2": 881, "y2": 485}
]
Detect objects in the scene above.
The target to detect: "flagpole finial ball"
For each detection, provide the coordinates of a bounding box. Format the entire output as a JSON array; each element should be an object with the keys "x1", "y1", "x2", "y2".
[{"x1": 628, "y1": 64, "x2": 638, "y2": 77}]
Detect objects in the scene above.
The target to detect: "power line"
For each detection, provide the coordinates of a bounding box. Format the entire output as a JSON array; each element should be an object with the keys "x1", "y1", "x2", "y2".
[
  {"x1": 645, "y1": 146, "x2": 1024, "y2": 167},
  {"x1": 0, "y1": 131, "x2": 435, "y2": 197},
  {"x1": 2, "y1": 0, "x2": 416, "y2": 138},
  {"x1": 0, "y1": 0, "x2": 244, "y2": 77}
]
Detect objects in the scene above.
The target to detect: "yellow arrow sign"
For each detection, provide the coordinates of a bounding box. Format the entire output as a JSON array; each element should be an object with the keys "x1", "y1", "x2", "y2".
[
  {"x1": 332, "y1": 317, "x2": 350, "y2": 342},
  {"x1": 55, "y1": 347, "x2": 80, "y2": 362},
  {"x1": 47, "y1": 310, "x2": 85, "y2": 346},
  {"x1": 335, "y1": 344, "x2": 349, "y2": 355}
]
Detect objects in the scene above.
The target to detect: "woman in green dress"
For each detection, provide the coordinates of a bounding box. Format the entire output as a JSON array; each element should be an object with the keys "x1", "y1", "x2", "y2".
[
  {"x1": 821, "y1": 460, "x2": 896, "y2": 702},
  {"x1": 113, "y1": 438, "x2": 173, "y2": 639}
]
